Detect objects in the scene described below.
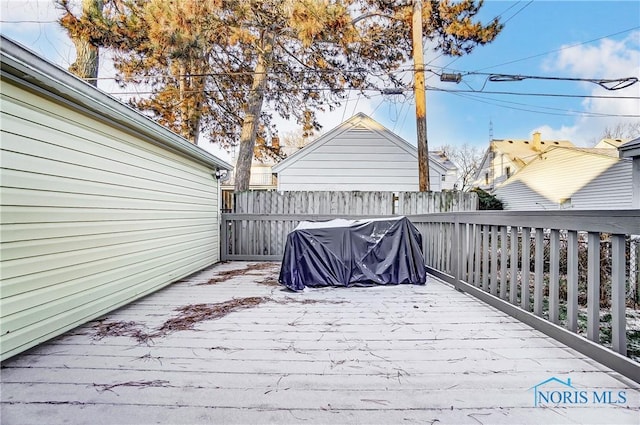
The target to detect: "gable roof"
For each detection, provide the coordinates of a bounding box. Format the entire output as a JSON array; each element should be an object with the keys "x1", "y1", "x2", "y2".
[
  {"x1": 495, "y1": 145, "x2": 629, "y2": 206},
  {"x1": 595, "y1": 138, "x2": 627, "y2": 149},
  {"x1": 272, "y1": 113, "x2": 448, "y2": 174},
  {"x1": 491, "y1": 138, "x2": 574, "y2": 163},
  {"x1": 474, "y1": 136, "x2": 575, "y2": 182}
]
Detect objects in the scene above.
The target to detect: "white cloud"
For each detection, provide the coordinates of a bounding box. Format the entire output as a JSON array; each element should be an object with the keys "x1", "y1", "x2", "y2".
[{"x1": 538, "y1": 31, "x2": 640, "y2": 145}]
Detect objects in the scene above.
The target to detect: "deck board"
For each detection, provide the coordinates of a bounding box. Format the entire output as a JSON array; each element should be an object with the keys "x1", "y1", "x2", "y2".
[{"x1": 2, "y1": 261, "x2": 638, "y2": 424}]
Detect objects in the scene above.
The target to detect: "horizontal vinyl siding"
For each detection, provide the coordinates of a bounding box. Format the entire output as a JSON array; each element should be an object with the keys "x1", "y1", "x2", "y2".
[
  {"x1": 278, "y1": 130, "x2": 419, "y2": 191},
  {"x1": 0, "y1": 80, "x2": 219, "y2": 360},
  {"x1": 572, "y1": 160, "x2": 633, "y2": 209},
  {"x1": 495, "y1": 149, "x2": 628, "y2": 210}
]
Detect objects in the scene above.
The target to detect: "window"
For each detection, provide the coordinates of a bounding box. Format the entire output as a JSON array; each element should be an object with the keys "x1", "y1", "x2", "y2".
[
  {"x1": 505, "y1": 166, "x2": 511, "y2": 178},
  {"x1": 485, "y1": 172, "x2": 489, "y2": 185},
  {"x1": 441, "y1": 174, "x2": 446, "y2": 181}
]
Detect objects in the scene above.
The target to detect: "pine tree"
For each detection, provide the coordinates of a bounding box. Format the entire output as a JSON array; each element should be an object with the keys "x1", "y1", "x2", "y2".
[
  {"x1": 66, "y1": 0, "x2": 103, "y2": 86},
  {"x1": 58, "y1": 0, "x2": 502, "y2": 191}
]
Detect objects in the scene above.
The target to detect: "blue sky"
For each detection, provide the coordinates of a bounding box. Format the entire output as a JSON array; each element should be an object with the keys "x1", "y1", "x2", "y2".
[{"x1": 2, "y1": 0, "x2": 639, "y2": 160}]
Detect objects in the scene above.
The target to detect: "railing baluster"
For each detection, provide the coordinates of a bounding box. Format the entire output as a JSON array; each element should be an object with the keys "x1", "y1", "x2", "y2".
[
  {"x1": 490, "y1": 225, "x2": 498, "y2": 296},
  {"x1": 461, "y1": 223, "x2": 468, "y2": 282},
  {"x1": 534, "y1": 228, "x2": 544, "y2": 317},
  {"x1": 521, "y1": 227, "x2": 531, "y2": 312},
  {"x1": 452, "y1": 221, "x2": 460, "y2": 285},
  {"x1": 468, "y1": 223, "x2": 474, "y2": 283},
  {"x1": 474, "y1": 224, "x2": 482, "y2": 287},
  {"x1": 567, "y1": 230, "x2": 579, "y2": 332},
  {"x1": 482, "y1": 225, "x2": 489, "y2": 291},
  {"x1": 509, "y1": 226, "x2": 519, "y2": 305},
  {"x1": 587, "y1": 231, "x2": 601, "y2": 343},
  {"x1": 500, "y1": 226, "x2": 508, "y2": 300},
  {"x1": 611, "y1": 234, "x2": 626, "y2": 355},
  {"x1": 549, "y1": 229, "x2": 560, "y2": 324}
]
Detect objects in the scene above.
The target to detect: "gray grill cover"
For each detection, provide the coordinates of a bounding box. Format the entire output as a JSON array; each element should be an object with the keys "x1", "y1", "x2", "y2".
[{"x1": 279, "y1": 216, "x2": 427, "y2": 291}]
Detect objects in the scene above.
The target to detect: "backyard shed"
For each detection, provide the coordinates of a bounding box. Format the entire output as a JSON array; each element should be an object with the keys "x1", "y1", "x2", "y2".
[{"x1": 0, "y1": 37, "x2": 232, "y2": 360}]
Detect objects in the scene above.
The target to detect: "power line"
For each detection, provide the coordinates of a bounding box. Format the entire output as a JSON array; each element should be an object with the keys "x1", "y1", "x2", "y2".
[
  {"x1": 448, "y1": 91, "x2": 638, "y2": 118},
  {"x1": 428, "y1": 86, "x2": 640, "y2": 101},
  {"x1": 473, "y1": 26, "x2": 640, "y2": 72},
  {"x1": 106, "y1": 85, "x2": 640, "y2": 100}
]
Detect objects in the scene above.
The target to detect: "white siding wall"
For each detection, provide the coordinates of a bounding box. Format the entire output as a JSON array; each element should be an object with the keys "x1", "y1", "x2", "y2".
[
  {"x1": 495, "y1": 148, "x2": 632, "y2": 210},
  {"x1": 277, "y1": 127, "x2": 443, "y2": 192},
  {"x1": 572, "y1": 160, "x2": 633, "y2": 209},
  {"x1": 1, "y1": 81, "x2": 220, "y2": 360}
]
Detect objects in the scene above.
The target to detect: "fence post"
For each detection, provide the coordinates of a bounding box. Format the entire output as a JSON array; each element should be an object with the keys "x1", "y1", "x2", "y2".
[{"x1": 220, "y1": 213, "x2": 228, "y2": 261}]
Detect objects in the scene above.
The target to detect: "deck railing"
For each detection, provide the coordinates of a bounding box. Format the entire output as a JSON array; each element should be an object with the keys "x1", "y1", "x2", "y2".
[
  {"x1": 410, "y1": 210, "x2": 639, "y2": 380},
  {"x1": 220, "y1": 210, "x2": 640, "y2": 380}
]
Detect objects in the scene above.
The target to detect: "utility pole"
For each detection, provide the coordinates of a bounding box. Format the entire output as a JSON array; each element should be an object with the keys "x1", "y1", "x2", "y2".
[{"x1": 412, "y1": 0, "x2": 430, "y2": 191}]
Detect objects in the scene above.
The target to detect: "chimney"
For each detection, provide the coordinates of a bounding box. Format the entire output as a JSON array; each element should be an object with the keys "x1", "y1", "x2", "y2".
[
  {"x1": 532, "y1": 131, "x2": 542, "y2": 152},
  {"x1": 271, "y1": 136, "x2": 280, "y2": 151}
]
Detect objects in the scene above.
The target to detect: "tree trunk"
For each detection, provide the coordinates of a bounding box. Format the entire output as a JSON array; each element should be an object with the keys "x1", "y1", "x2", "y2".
[
  {"x1": 69, "y1": 0, "x2": 102, "y2": 86},
  {"x1": 177, "y1": 62, "x2": 202, "y2": 144},
  {"x1": 235, "y1": 49, "x2": 270, "y2": 192}
]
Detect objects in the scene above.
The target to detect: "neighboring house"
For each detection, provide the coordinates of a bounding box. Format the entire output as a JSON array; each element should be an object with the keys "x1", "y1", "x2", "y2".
[
  {"x1": 221, "y1": 164, "x2": 278, "y2": 191},
  {"x1": 220, "y1": 139, "x2": 280, "y2": 210},
  {"x1": 430, "y1": 150, "x2": 459, "y2": 190},
  {"x1": 493, "y1": 146, "x2": 634, "y2": 210},
  {"x1": 474, "y1": 132, "x2": 574, "y2": 192},
  {"x1": 220, "y1": 163, "x2": 278, "y2": 211},
  {"x1": 271, "y1": 113, "x2": 458, "y2": 192},
  {"x1": 619, "y1": 136, "x2": 640, "y2": 209},
  {"x1": 0, "y1": 37, "x2": 231, "y2": 360},
  {"x1": 595, "y1": 138, "x2": 628, "y2": 149}
]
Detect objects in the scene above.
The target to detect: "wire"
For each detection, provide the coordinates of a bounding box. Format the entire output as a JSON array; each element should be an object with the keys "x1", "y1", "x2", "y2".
[
  {"x1": 107, "y1": 86, "x2": 640, "y2": 100},
  {"x1": 438, "y1": 0, "x2": 533, "y2": 72},
  {"x1": 448, "y1": 90, "x2": 638, "y2": 118},
  {"x1": 486, "y1": 74, "x2": 638, "y2": 91},
  {"x1": 427, "y1": 86, "x2": 640, "y2": 100},
  {"x1": 473, "y1": 26, "x2": 640, "y2": 72}
]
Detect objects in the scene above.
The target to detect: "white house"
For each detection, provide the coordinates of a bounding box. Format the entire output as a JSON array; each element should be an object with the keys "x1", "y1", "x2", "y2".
[
  {"x1": 0, "y1": 37, "x2": 231, "y2": 360},
  {"x1": 619, "y1": 136, "x2": 640, "y2": 209},
  {"x1": 272, "y1": 113, "x2": 457, "y2": 192},
  {"x1": 494, "y1": 146, "x2": 634, "y2": 210},
  {"x1": 474, "y1": 132, "x2": 575, "y2": 192}
]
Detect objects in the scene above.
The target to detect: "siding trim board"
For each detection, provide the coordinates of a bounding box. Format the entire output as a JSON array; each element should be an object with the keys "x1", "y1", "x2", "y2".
[{"x1": 0, "y1": 36, "x2": 228, "y2": 360}]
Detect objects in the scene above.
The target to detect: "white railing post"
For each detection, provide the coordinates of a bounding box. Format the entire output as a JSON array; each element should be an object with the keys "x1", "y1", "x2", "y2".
[
  {"x1": 587, "y1": 232, "x2": 601, "y2": 343},
  {"x1": 482, "y1": 225, "x2": 489, "y2": 291},
  {"x1": 500, "y1": 226, "x2": 508, "y2": 300},
  {"x1": 521, "y1": 228, "x2": 531, "y2": 312},
  {"x1": 611, "y1": 234, "x2": 626, "y2": 355},
  {"x1": 549, "y1": 229, "x2": 560, "y2": 324},
  {"x1": 509, "y1": 226, "x2": 519, "y2": 304},
  {"x1": 534, "y1": 228, "x2": 544, "y2": 317},
  {"x1": 567, "y1": 230, "x2": 579, "y2": 332},
  {"x1": 490, "y1": 225, "x2": 498, "y2": 296}
]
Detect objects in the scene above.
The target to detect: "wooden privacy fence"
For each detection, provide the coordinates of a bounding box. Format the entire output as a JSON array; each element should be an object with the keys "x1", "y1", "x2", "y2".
[{"x1": 231, "y1": 190, "x2": 478, "y2": 214}]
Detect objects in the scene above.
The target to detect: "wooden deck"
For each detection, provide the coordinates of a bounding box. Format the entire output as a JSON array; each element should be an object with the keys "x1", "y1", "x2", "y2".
[{"x1": 2, "y1": 261, "x2": 638, "y2": 424}]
